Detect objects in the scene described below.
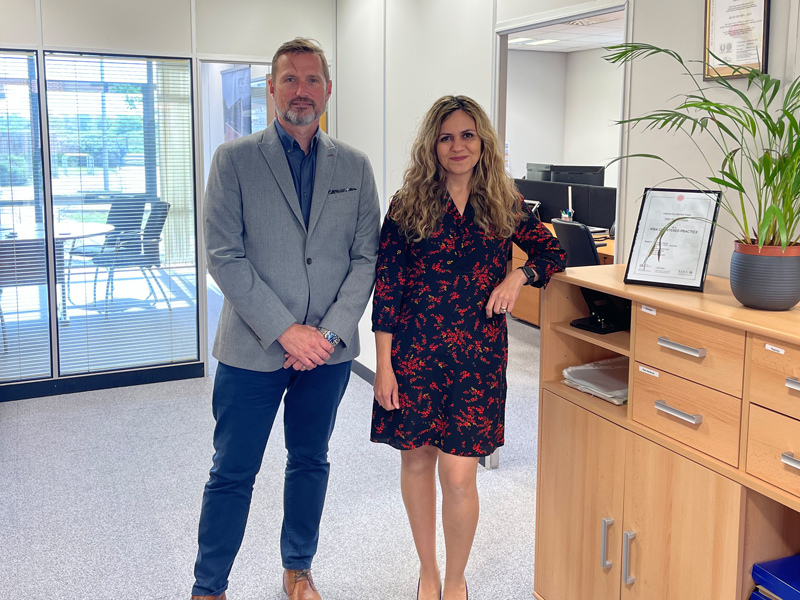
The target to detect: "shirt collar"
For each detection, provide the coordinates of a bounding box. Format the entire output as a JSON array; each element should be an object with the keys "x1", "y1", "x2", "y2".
[{"x1": 274, "y1": 119, "x2": 320, "y2": 156}]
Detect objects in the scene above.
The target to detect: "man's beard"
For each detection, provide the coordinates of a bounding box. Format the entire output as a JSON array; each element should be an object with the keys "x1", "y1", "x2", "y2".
[{"x1": 277, "y1": 99, "x2": 323, "y2": 127}]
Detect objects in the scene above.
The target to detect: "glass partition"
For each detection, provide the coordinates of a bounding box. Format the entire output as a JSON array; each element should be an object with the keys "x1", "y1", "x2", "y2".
[
  {"x1": 45, "y1": 53, "x2": 198, "y2": 375},
  {"x1": 0, "y1": 50, "x2": 51, "y2": 383}
]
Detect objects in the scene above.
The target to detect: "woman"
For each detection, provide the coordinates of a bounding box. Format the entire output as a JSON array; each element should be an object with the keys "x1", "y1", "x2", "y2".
[{"x1": 371, "y1": 95, "x2": 566, "y2": 600}]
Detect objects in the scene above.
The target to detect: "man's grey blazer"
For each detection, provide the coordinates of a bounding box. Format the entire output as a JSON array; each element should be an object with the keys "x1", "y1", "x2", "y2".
[{"x1": 204, "y1": 122, "x2": 381, "y2": 372}]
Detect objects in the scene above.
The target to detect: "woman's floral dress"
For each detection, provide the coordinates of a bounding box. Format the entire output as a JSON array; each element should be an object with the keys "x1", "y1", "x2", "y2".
[{"x1": 370, "y1": 193, "x2": 566, "y2": 456}]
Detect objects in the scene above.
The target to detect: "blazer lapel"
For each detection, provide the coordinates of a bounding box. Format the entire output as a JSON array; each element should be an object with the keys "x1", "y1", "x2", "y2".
[
  {"x1": 258, "y1": 123, "x2": 305, "y2": 230},
  {"x1": 308, "y1": 132, "x2": 337, "y2": 237}
]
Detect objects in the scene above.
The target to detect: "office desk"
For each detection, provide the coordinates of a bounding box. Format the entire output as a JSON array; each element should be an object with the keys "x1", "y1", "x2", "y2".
[
  {"x1": 0, "y1": 222, "x2": 113, "y2": 321},
  {"x1": 509, "y1": 223, "x2": 615, "y2": 326}
]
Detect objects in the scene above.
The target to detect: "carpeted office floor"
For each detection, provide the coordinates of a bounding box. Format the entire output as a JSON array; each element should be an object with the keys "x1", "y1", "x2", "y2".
[{"x1": 0, "y1": 315, "x2": 542, "y2": 600}]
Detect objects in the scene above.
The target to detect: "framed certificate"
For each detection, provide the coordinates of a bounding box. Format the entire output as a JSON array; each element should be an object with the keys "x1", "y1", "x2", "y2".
[
  {"x1": 704, "y1": 0, "x2": 770, "y2": 79},
  {"x1": 624, "y1": 188, "x2": 721, "y2": 292}
]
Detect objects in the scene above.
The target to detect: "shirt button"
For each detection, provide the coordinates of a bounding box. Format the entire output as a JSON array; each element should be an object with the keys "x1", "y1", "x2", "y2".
[{"x1": 307, "y1": 258, "x2": 312, "y2": 265}]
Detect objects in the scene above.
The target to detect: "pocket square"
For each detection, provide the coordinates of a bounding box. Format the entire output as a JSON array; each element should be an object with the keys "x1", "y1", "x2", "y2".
[{"x1": 328, "y1": 187, "x2": 357, "y2": 195}]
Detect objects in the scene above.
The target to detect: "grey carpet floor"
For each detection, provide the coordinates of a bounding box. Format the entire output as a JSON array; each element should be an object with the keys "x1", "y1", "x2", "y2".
[{"x1": 0, "y1": 317, "x2": 541, "y2": 600}]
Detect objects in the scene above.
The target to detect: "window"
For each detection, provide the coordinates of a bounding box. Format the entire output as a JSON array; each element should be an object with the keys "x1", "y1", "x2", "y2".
[
  {"x1": 0, "y1": 50, "x2": 50, "y2": 383},
  {"x1": 44, "y1": 53, "x2": 198, "y2": 375}
]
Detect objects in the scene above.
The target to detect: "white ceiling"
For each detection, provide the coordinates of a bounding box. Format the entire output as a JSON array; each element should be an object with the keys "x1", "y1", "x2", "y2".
[{"x1": 508, "y1": 11, "x2": 625, "y2": 53}]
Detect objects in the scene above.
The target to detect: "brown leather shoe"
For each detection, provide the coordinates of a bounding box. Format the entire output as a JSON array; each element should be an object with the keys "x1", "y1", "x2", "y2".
[
  {"x1": 283, "y1": 568, "x2": 321, "y2": 600},
  {"x1": 191, "y1": 594, "x2": 226, "y2": 600}
]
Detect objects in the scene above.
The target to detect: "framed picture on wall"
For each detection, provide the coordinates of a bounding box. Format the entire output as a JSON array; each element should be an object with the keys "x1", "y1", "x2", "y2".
[
  {"x1": 624, "y1": 188, "x2": 721, "y2": 292},
  {"x1": 704, "y1": 0, "x2": 770, "y2": 79}
]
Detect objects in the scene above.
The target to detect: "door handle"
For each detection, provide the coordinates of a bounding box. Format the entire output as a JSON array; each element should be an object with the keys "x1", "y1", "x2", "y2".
[
  {"x1": 655, "y1": 400, "x2": 703, "y2": 425},
  {"x1": 786, "y1": 377, "x2": 800, "y2": 393},
  {"x1": 657, "y1": 336, "x2": 706, "y2": 358},
  {"x1": 622, "y1": 530, "x2": 636, "y2": 585},
  {"x1": 601, "y1": 517, "x2": 614, "y2": 570}
]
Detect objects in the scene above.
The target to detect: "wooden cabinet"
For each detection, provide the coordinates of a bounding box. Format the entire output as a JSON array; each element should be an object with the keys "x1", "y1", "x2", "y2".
[
  {"x1": 535, "y1": 390, "x2": 627, "y2": 600},
  {"x1": 620, "y1": 433, "x2": 742, "y2": 600},
  {"x1": 537, "y1": 391, "x2": 742, "y2": 600},
  {"x1": 534, "y1": 265, "x2": 800, "y2": 600}
]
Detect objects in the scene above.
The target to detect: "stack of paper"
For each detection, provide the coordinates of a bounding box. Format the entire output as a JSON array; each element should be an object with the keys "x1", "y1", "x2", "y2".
[{"x1": 562, "y1": 356, "x2": 629, "y2": 405}]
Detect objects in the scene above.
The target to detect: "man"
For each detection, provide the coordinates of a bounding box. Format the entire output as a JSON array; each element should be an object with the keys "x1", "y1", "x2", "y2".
[{"x1": 192, "y1": 38, "x2": 380, "y2": 600}]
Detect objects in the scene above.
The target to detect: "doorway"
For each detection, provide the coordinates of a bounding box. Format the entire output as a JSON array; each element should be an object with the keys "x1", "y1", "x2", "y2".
[{"x1": 496, "y1": 6, "x2": 628, "y2": 256}]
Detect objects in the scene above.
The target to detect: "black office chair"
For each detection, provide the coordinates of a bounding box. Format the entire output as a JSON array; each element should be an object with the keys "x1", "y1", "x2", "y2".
[
  {"x1": 551, "y1": 218, "x2": 601, "y2": 267},
  {"x1": 551, "y1": 218, "x2": 630, "y2": 334},
  {"x1": 91, "y1": 200, "x2": 172, "y2": 313}
]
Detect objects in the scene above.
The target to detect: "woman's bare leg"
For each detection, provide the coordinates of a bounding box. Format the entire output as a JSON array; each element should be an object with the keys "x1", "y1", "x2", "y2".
[
  {"x1": 438, "y1": 453, "x2": 479, "y2": 600},
  {"x1": 401, "y1": 445, "x2": 442, "y2": 599}
]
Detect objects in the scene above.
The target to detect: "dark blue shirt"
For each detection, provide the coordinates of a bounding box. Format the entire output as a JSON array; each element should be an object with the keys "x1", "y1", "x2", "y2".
[{"x1": 275, "y1": 119, "x2": 320, "y2": 228}]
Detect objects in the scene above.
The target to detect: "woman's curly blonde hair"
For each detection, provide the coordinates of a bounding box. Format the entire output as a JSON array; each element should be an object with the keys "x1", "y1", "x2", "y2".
[{"x1": 389, "y1": 95, "x2": 524, "y2": 241}]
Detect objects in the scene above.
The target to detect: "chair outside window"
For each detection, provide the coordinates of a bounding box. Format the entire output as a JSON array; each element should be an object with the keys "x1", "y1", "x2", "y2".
[
  {"x1": 65, "y1": 196, "x2": 146, "y2": 303},
  {"x1": 91, "y1": 201, "x2": 172, "y2": 313}
]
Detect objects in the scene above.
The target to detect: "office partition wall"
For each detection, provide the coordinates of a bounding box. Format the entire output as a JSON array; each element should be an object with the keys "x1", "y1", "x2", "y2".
[
  {"x1": 0, "y1": 50, "x2": 51, "y2": 383},
  {"x1": 0, "y1": 51, "x2": 201, "y2": 399}
]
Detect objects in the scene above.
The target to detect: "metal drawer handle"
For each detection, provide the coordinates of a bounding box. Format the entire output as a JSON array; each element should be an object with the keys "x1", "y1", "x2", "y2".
[
  {"x1": 657, "y1": 336, "x2": 707, "y2": 358},
  {"x1": 786, "y1": 377, "x2": 800, "y2": 393},
  {"x1": 782, "y1": 452, "x2": 800, "y2": 471},
  {"x1": 654, "y1": 400, "x2": 703, "y2": 425},
  {"x1": 601, "y1": 517, "x2": 614, "y2": 570},
  {"x1": 622, "y1": 530, "x2": 636, "y2": 585}
]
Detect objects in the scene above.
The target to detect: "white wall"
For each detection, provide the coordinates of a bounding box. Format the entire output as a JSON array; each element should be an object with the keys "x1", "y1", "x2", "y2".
[
  {"x1": 336, "y1": 0, "x2": 386, "y2": 373},
  {"x1": 0, "y1": 0, "x2": 38, "y2": 46},
  {"x1": 39, "y1": 0, "x2": 192, "y2": 55},
  {"x1": 505, "y1": 50, "x2": 567, "y2": 179},
  {"x1": 384, "y1": 0, "x2": 495, "y2": 198},
  {"x1": 195, "y1": 0, "x2": 335, "y2": 60},
  {"x1": 563, "y1": 48, "x2": 624, "y2": 187}
]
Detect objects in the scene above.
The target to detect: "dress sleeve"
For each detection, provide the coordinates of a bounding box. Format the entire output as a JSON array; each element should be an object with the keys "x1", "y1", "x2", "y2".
[
  {"x1": 512, "y1": 199, "x2": 567, "y2": 288},
  {"x1": 372, "y1": 212, "x2": 409, "y2": 332}
]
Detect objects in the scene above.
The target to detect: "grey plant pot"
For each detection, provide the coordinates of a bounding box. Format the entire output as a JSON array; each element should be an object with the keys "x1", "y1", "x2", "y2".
[{"x1": 730, "y1": 243, "x2": 800, "y2": 311}]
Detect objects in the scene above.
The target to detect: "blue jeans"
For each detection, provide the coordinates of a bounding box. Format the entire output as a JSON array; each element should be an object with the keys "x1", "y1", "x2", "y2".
[{"x1": 192, "y1": 360, "x2": 352, "y2": 597}]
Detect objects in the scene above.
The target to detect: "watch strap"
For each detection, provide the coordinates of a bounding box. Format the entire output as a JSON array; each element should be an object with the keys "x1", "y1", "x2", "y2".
[{"x1": 318, "y1": 327, "x2": 341, "y2": 347}]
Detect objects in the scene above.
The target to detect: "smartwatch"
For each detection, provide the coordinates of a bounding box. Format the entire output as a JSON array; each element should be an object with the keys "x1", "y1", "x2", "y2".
[
  {"x1": 318, "y1": 327, "x2": 341, "y2": 347},
  {"x1": 519, "y1": 265, "x2": 538, "y2": 286}
]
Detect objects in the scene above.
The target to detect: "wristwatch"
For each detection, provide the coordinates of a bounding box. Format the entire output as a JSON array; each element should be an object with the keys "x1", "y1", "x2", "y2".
[
  {"x1": 519, "y1": 265, "x2": 538, "y2": 286},
  {"x1": 318, "y1": 327, "x2": 341, "y2": 347}
]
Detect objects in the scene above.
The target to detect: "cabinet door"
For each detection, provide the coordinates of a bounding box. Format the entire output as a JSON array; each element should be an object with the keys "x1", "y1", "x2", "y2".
[
  {"x1": 620, "y1": 435, "x2": 743, "y2": 600},
  {"x1": 535, "y1": 391, "x2": 627, "y2": 600}
]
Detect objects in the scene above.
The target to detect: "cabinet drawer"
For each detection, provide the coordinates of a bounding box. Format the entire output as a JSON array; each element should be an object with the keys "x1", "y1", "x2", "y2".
[
  {"x1": 749, "y1": 336, "x2": 800, "y2": 421},
  {"x1": 747, "y1": 404, "x2": 800, "y2": 497},
  {"x1": 632, "y1": 363, "x2": 741, "y2": 466},
  {"x1": 634, "y1": 304, "x2": 745, "y2": 397}
]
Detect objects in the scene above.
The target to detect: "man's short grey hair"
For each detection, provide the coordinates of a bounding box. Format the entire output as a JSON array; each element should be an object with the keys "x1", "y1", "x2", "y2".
[{"x1": 271, "y1": 37, "x2": 330, "y2": 82}]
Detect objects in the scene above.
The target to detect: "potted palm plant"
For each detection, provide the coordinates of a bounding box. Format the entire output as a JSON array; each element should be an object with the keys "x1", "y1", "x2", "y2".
[{"x1": 605, "y1": 43, "x2": 800, "y2": 310}]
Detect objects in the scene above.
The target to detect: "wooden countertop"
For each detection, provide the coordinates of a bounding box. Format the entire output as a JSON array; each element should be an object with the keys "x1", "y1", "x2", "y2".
[{"x1": 551, "y1": 263, "x2": 800, "y2": 346}]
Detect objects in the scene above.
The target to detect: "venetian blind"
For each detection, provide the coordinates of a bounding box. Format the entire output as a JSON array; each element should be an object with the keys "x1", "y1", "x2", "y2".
[
  {"x1": 44, "y1": 53, "x2": 198, "y2": 376},
  {"x1": 0, "y1": 50, "x2": 51, "y2": 384}
]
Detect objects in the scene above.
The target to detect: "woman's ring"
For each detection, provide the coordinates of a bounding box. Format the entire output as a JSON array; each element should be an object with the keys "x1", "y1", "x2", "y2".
[
  {"x1": 500, "y1": 306, "x2": 507, "y2": 313},
  {"x1": 301, "y1": 365, "x2": 306, "y2": 370}
]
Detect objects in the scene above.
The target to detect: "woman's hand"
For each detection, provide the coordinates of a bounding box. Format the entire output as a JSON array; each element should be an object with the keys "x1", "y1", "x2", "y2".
[
  {"x1": 485, "y1": 267, "x2": 530, "y2": 318},
  {"x1": 374, "y1": 364, "x2": 400, "y2": 411}
]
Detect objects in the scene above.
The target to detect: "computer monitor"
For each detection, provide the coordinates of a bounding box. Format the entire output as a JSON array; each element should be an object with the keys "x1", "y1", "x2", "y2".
[
  {"x1": 514, "y1": 179, "x2": 616, "y2": 228},
  {"x1": 525, "y1": 163, "x2": 551, "y2": 181},
  {"x1": 550, "y1": 165, "x2": 605, "y2": 186}
]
